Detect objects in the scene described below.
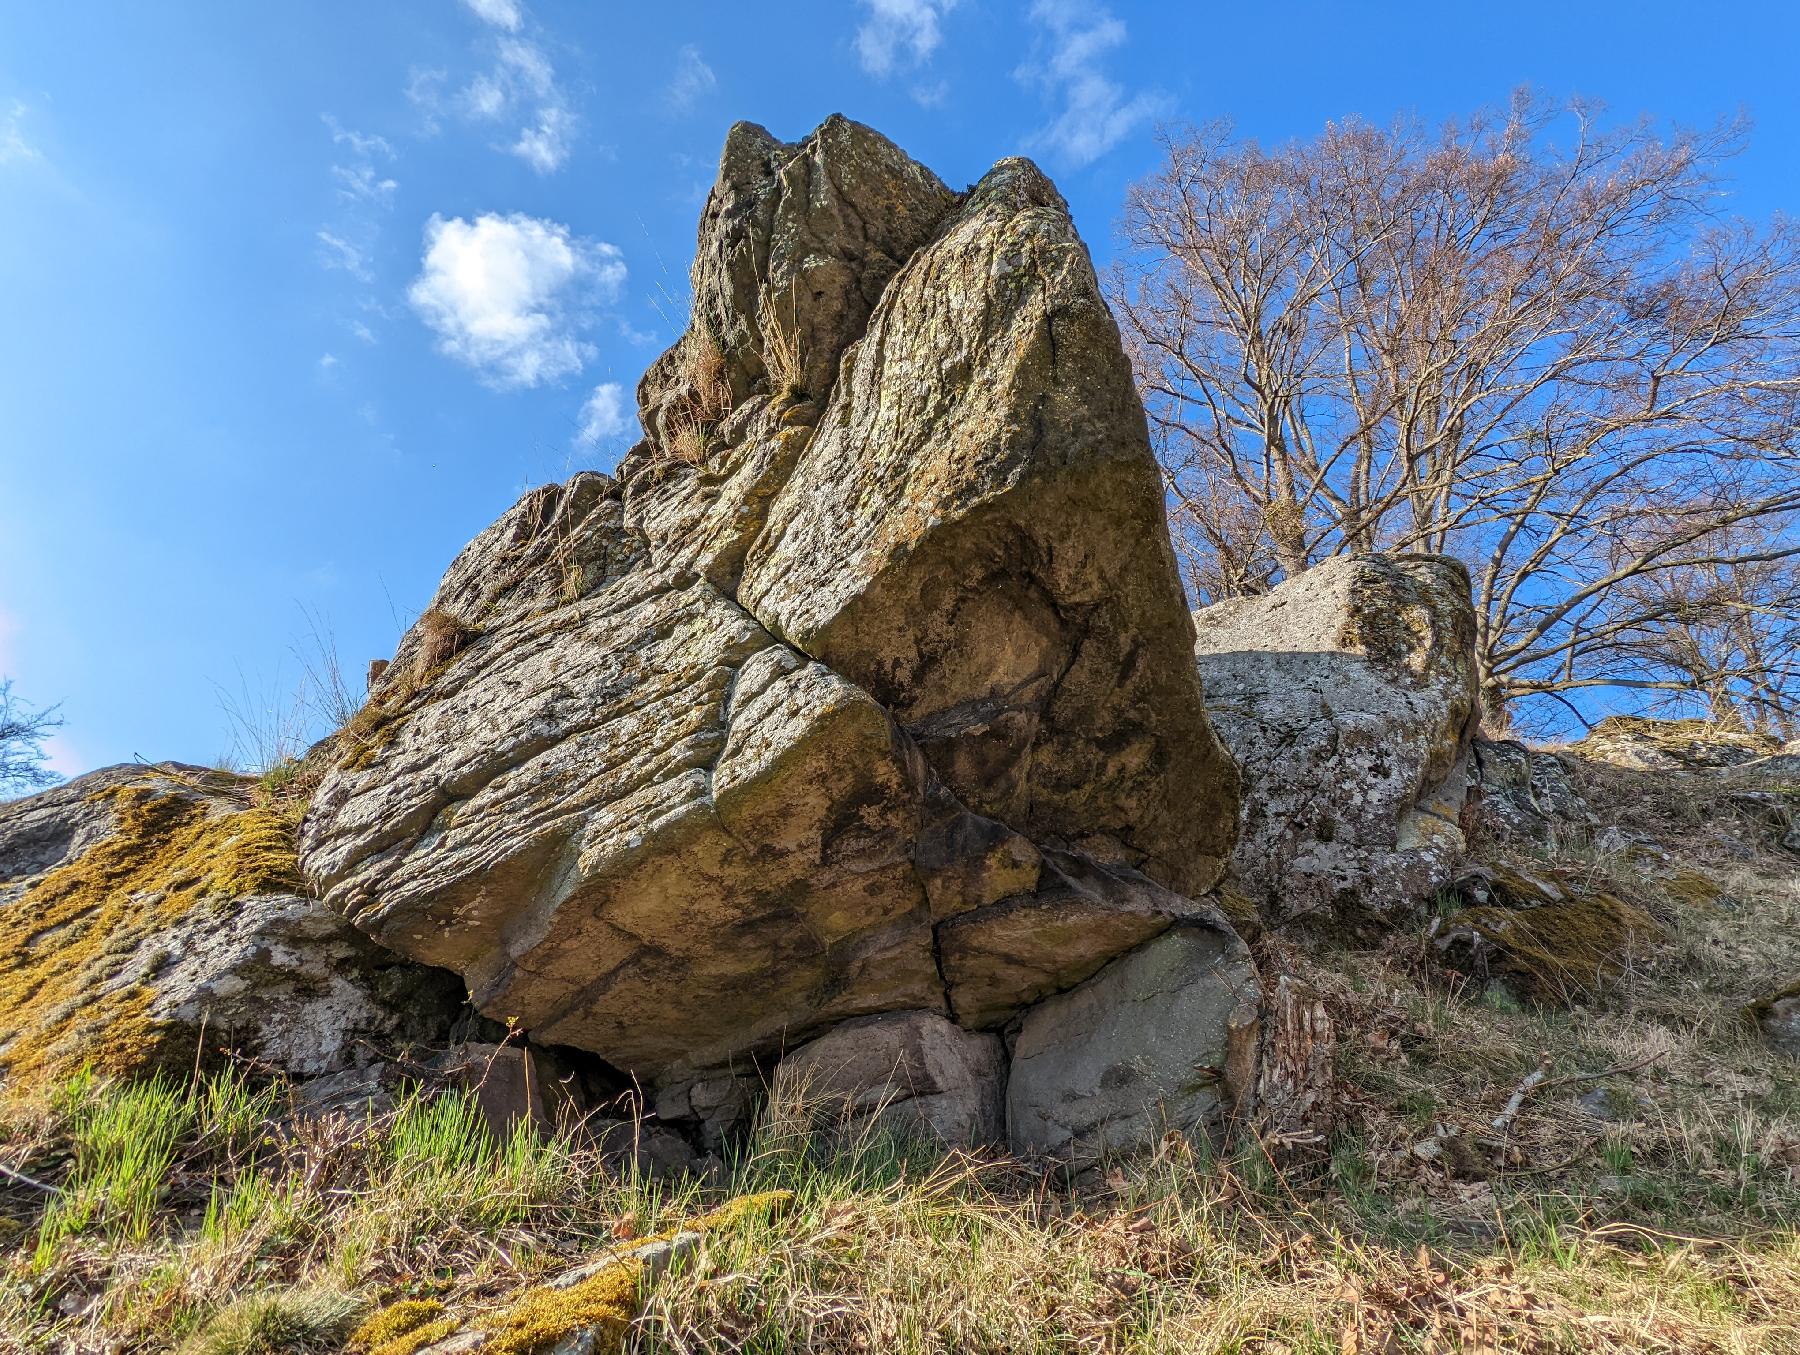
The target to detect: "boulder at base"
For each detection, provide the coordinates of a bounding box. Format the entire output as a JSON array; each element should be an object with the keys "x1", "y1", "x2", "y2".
[
  {"x1": 299, "y1": 115, "x2": 1250, "y2": 1155},
  {"x1": 773, "y1": 1011, "x2": 1003, "y2": 1146},
  {"x1": 1006, "y1": 927, "x2": 1260, "y2": 1162},
  {"x1": 0, "y1": 766, "x2": 465, "y2": 1085},
  {"x1": 1192, "y1": 554, "x2": 1479, "y2": 929}
]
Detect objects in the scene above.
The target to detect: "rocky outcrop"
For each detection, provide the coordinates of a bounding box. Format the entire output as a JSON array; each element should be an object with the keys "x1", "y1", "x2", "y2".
[
  {"x1": 299, "y1": 115, "x2": 1248, "y2": 1159},
  {"x1": 1192, "y1": 554, "x2": 1480, "y2": 928},
  {"x1": 0, "y1": 766, "x2": 464, "y2": 1085}
]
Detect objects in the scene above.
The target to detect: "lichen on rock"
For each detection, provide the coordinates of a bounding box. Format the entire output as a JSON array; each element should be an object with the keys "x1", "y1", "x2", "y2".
[
  {"x1": 1192, "y1": 553, "x2": 1480, "y2": 929},
  {"x1": 0, "y1": 765, "x2": 464, "y2": 1086}
]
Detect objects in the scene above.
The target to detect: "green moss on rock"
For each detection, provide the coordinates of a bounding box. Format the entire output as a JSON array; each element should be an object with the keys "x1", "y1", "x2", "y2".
[{"x1": 0, "y1": 777, "x2": 302, "y2": 1085}]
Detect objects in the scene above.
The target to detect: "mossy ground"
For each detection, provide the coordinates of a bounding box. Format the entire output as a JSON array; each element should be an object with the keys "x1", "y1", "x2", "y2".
[{"x1": 0, "y1": 773, "x2": 303, "y2": 1086}]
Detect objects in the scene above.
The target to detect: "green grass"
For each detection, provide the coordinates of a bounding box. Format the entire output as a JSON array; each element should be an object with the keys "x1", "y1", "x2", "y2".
[{"x1": 3, "y1": 1066, "x2": 1798, "y2": 1353}]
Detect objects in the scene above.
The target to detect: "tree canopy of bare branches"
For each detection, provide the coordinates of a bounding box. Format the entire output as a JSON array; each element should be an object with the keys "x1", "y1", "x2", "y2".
[
  {"x1": 1112, "y1": 92, "x2": 1800, "y2": 735},
  {"x1": 0, "y1": 678, "x2": 62, "y2": 798}
]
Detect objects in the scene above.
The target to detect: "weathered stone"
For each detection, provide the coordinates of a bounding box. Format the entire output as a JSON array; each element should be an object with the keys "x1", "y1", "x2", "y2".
[
  {"x1": 1577, "y1": 716, "x2": 1780, "y2": 771},
  {"x1": 938, "y1": 851, "x2": 1218, "y2": 1029},
  {"x1": 773, "y1": 1010, "x2": 1003, "y2": 1145},
  {"x1": 301, "y1": 116, "x2": 1252, "y2": 1113},
  {"x1": 1469, "y1": 738, "x2": 1595, "y2": 846},
  {"x1": 737, "y1": 157, "x2": 1239, "y2": 898},
  {"x1": 303, "y1": 515, "x2": 944, "y2": 1079},
  {"x1": 0, "y1": 766, "x2": 464, "y2": 1085},
  {"x1": 653, "y1": 1069, "x2": 761, "y2": 1151},
  {"x1": 1006, "y1": 927, "x2": 1260, "y2": 1162},
  {"x1": 1749, "y1": 981, "x2": 1800, "y2": 1057},
  {"x1": 431, "y1": 1042, "x2": 586, "y2": 1135},
  {"x1": 1192, "y1": 554, "x2": 1480, "y2": 927},
  {"x1": 0, "y1": 762, "x2": 146, "y2": 883},
  {"x1": 636, "y1": 115, "x2": 955, "y2": 444},
  {"x1": 622, "y1": 117, "x2": 957, "y2": 595}
]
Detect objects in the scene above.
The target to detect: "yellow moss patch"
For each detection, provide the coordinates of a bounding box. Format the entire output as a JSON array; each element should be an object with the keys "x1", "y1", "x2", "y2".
[
  {"x1": 481, "y1": 1191, "x2": 796, "y2": 1355},
  {"x1": 349, "y1": 1299, "x2": 460, "y2": 1355},
  {"x1": 349, "y1": 1299, "x2": 445, "y2": 1350},
  {"x1": 691, "y1": 1189, "x2": 794, "y2": 1231},
  {"x1": 1457, "y1": 892, "x2": 1665, "y2": 1003},
  {"x1": 484, "y1": 1260, "x2": 639, "y2": 1355},
  {"x1": 0, "y1": 779, "x2": 302, "y2": 1085}
]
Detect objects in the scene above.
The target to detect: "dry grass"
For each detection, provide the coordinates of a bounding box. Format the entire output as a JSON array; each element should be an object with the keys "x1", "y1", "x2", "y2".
[
  {"x1": 3, "y1": 752, "x2": 1796, "y2": 1352},
  {"x1": 655, "y1": 330, "x2": 733, "y2": 469},
  {"x1": 758, "y1": 285, "x2": 806, "y2": 402}
]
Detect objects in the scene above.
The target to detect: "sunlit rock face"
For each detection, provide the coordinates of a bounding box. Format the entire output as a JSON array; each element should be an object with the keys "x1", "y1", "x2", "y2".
[{"x1": 300, "y1": 115, "x2": 1247, "y2": 1158}]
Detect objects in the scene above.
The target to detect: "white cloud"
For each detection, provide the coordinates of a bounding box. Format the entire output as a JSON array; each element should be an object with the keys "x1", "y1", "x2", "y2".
[
  {"x1": 1019, "y1": 0, "x2": 1167, "y2": 167},
  {"x1": 316, "y1": 229, "x2": 372, "y2": 282},
  {"x1": 512, "y1": 103, "x2": 574, "y2": 174},
  {"x1": 856, "y1": 0, "x2": 957, "y2": 78},
  {"x1": 461, "y1": 0, "x2": 523, "y2": 31},
  {"x1": 319, "y1": 352, "x2": 340, "y2": 370},
  {"x1": 455, "y1": 36, "x2": 574, "y2": 173},
  {"x1": 666, "y1": 45, "x2": 717, "y2": 111},
  {"x1": 351, "y1": 319, "x2": 377, "y2": 344},
  {"x1": 575, "y1": 382, "x2": 632, "y2": 448},
  {"x1": 1, "y1": 99, "x2": 41, "y2": 165},
  {"x1": 409, "y1": 212, "x2": 625, "y2": 389}
]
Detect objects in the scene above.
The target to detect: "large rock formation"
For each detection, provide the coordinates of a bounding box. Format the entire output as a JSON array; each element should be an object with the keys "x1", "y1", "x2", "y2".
[
  {"x1": 0, "y1": 766, "x2": 464, "y2": 1084},
  {"x1": 1192, "y1": 554, "x2": 1480, "y2": 929},
  {"x1": 299, "y1": 115, "x2": 1247, "y2": 1159}
]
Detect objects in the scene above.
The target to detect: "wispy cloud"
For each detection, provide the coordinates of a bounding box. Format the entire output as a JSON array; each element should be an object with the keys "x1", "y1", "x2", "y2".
[
  {"x1": 574, "y1": 381, "x2": 632, "y2": 448},
  {"x1": 511, "y1": 102, "x2": 574, "y2": 174},
  {"x1": 319, "y1": 352, "x2": 340, "y2": 371},
  {"x1": 461, "y1": 0, "x2": 523, "y2": 31},
  {"x1": 855, "y1": 0, "x2": 958, "y2": 77},
  {"x1": 322, "y1": 113, "x2": 393, "y2": 160},
  {"x1": 1, "y1": 99, "x2": 42, "y2": 166},
  {"x1": 1018, "y1": 0, "x2": 1167, "y2": 167},
  {"x1": 405, "y1": 67, "x2": 449, "y2": 134},
  {"x1": 409, "y1": 212, "x2": 625, "y2": 389},
  {"x1": 665, "y1": 45, "x2": 717, "y2": 112},
  {"x1": 332, "y1": 162, "x2": 397, "y2": 205},
  {"x1": 457, "y1": 34, "x2": 576, "y2": 173},
  {"x1": 316, "y1": 229, "x2": 373, "y2": 283},
  {"x1": 317, "y1": 116, "x2": 398, "y2": 349}
]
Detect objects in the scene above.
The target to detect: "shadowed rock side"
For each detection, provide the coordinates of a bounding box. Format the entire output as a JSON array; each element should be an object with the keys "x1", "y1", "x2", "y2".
[
  {"x1": 1192, "y1": 554, "x2": 1480, "y2": 929},
  {"x1": 299, "y1": 116, "x2": 1246, "y2": 1155}
]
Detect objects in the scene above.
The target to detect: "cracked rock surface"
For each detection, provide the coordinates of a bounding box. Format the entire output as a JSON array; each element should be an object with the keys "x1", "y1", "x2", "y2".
[
  {"x1": 299, "y1": 116, "x2": 1246, "y2": 1151},
  {"x1": 1192, "y1": 553, "x2": 1480, "y2": 930}
]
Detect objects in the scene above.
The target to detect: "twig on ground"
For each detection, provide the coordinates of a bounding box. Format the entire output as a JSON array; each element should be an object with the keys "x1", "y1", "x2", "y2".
[{"x1": 0, "y1": 1161, "x2": 61, "y2": 1195}]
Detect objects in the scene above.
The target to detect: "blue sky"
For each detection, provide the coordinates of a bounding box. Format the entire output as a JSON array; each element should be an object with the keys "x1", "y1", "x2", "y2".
[{"x1": 3, "y1": 1, "x2": 1797, "y2": 777}]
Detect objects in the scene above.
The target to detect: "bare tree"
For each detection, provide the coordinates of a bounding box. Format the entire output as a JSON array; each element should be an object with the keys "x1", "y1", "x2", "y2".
[
  {"x1": 0, "y1": 679, "x2": 63, "y2": 797},
  {"x1": 1112, "y1": 92, "x2": 1800, "y2": 730}
]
